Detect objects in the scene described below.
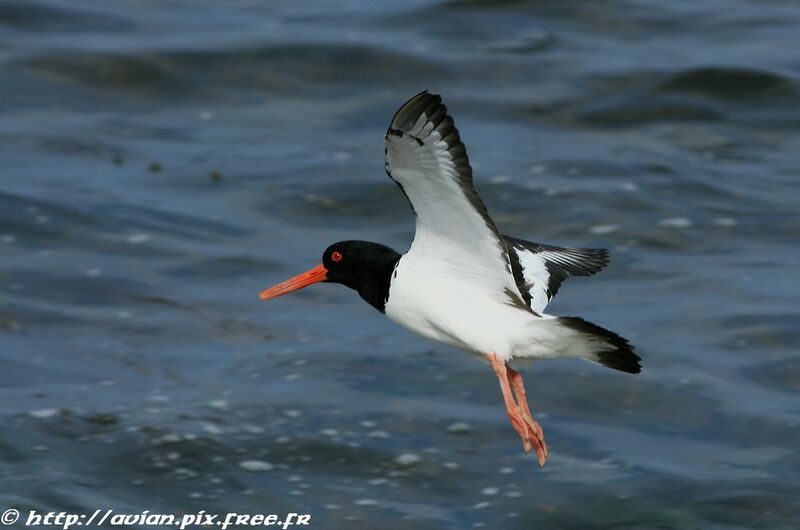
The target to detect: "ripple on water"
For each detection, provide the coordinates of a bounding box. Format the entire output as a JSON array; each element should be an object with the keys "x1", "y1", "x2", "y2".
[
  {"x1": 659, "y1": 66, "x2": 797, "y2": 99},
  {"x1": 0, "y1": 0, "x2": 133, "y2": 32},
  {"x1": 1, "y1": 0, "x2": 799, "y2": 528}
]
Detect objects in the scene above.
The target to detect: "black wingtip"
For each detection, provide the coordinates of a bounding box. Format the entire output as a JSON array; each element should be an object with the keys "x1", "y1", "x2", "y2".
[
  {"x1": 389, "y1": 91, "x2": 442, "y2": 132},
  {"x1": 594, "y1": 248, "x2": 611, "y2": 273}
]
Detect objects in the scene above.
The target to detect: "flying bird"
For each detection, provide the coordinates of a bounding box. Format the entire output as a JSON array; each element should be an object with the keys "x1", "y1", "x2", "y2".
[{"x1": 259, "y1": 91, "x2": 640, "y2": 466}]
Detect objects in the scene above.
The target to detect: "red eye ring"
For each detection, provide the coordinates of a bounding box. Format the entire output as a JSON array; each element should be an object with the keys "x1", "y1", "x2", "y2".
[{"x1": 331, "y1": 251, "x2": 343, "y2": 262}]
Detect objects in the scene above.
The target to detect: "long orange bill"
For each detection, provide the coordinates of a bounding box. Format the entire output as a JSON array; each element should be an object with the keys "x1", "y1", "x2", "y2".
[{"x1": 259, "y1": 263, "x2": 328, "y2": 300}]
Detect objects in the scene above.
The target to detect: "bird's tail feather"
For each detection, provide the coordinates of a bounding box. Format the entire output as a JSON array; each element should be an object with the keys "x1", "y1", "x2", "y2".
[
  {"x1": 523, "y1": 316, "x2": 641, "y2": 374},
  {"x1": 559, "y1": 316, "x2": 641, "y2": 373}
]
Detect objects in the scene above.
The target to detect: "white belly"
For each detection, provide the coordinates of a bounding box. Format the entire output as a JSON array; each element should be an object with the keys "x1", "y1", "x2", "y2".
[{"x1": 384, "y1": 255, "x2": 540, "y2": 359}]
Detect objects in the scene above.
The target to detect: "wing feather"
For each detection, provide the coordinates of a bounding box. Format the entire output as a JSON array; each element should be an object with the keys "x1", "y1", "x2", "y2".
[
  {"x1": 385, "y1": 91, "x2": 527, "y2": 309},
  {"x1": 505, "y1": 235, "x2": 609, "y2": 313}
]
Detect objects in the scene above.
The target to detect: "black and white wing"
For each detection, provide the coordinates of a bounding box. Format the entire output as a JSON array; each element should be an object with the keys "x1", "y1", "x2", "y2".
[
  {"x1": 385, "y1": 91, "x2": 527, "y2": 308},
  {"x1": 505, "y1": 235, "x2": 609, "y2": 314}
]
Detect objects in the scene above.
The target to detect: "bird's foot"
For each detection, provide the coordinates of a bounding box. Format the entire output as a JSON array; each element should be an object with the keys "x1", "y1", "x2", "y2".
[
  {"x1": 505, "y1": 403, "x2": 546, "y2": 465},
  {"x1": 507, "y1": 364, "x2": 548, "y2": 466},
  {"x1": 506, "y1": 405, "x2": 533, "y2": 454},
  {"x1": 520, "y1": 410, "x2": 547, "y2": 466}
]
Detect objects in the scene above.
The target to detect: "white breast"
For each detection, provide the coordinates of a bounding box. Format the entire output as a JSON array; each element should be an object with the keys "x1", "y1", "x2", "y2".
[{"x1": 384, "y1": 253, "x2": 539, "y2": 359}]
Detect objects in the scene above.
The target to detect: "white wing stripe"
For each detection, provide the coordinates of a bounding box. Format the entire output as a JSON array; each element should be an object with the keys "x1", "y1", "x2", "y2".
[{"x1": 506, "y1": 237, "x2": 609, "y2": 313}]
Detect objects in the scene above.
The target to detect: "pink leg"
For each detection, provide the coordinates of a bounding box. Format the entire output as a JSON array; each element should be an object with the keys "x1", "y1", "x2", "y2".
[{"x1": 486, "y1": 354, "x2": 547, "y2": 465}]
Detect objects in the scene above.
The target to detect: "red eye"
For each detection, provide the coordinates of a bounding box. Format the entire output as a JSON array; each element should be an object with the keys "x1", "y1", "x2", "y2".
[{"x1": 331, "y1": 251, "x2": 343, "y2": 262}]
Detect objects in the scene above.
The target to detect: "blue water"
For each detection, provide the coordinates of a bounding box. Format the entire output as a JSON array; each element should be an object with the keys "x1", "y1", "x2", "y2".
[{"x1": 1, "y1": 1, "x2": 799, "y2": 528}]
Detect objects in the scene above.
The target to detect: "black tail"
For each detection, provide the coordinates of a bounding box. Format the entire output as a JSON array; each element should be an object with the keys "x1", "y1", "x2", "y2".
[{"x1": 559, "y1": 317, "x2": 641, "y2": 374}]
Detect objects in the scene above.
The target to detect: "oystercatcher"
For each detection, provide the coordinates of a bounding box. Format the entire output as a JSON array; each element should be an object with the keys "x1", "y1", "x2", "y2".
[{"x1": 259, "y1": 91, "x2": 640, "y2": 466}]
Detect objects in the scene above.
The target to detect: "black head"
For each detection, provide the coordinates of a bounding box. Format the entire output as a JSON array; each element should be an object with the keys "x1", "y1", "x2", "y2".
[{"x1": 260, "y1": 240, "x2": 400, "y2": 312}]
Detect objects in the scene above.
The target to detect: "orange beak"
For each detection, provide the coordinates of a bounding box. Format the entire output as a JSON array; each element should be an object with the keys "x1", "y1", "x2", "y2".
[{"x1": 259, "y1": 263, "x2": 328, "y2": 300}]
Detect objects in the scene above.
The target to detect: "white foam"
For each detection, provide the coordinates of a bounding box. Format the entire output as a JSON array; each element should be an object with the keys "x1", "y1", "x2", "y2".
[
  {"x1": 659, "y1": 217, "x2": 693, "y2": 228},
  {"x1": 127, "y1": 233, "x2": 152, "y2": 244},
  {"x1": 239, "y1": 460, "x2": 274, "y2": 472},
  {"x1": 446, "y1": 422, "x2": 472, "y2": 434},
  {"x1": 29, "y1": 408, "x2": 59, "y2": 419},
  {"x1": 394, "y1": 453, "x2": 422, "y2": 466},
  {"x1": 589, "y1": 224, "x2": 620, "y2": 235}
]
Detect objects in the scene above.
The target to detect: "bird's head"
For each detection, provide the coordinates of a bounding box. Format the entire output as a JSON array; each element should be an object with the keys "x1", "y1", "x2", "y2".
[{"x1": 259, "y1": 241, "x2": 400, "y2": 310}]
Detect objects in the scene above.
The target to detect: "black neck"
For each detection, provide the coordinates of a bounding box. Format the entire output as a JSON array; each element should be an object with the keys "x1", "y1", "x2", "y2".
[{"x1": 353, "y1": 253, "x2": 400, "y2": 313}]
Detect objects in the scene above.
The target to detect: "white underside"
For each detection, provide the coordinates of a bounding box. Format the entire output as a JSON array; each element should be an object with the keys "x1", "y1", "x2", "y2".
[{"x1": 385, "y1": 253, "x2": 604, "y2": 362}]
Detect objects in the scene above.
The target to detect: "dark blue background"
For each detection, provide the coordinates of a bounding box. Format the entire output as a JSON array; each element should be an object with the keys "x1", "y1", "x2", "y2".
[{"x1": 1, "y1": 1, "x2": 798, "y2": 528}]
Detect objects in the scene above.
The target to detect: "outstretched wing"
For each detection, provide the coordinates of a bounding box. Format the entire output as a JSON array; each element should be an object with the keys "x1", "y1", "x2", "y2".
[
  {"x1": 385, "y1": 91, "x2": 527, "y2": 308},
  {"x1": 505, "y1": 235, "x2": 609, "y2": 314}
]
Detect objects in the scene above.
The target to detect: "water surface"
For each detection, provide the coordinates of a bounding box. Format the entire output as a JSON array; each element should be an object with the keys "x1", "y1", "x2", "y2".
[{"x1": 1, "y1": 1, "x2": 799, "y2": 528}]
